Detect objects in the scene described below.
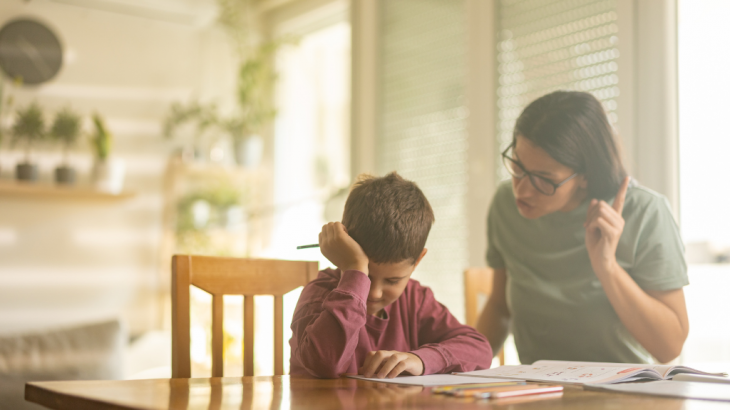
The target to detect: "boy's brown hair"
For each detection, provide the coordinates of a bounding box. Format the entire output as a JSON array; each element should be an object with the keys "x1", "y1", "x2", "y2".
[{"x1": 342, "y1": 172, "x2": 435, "y2": 264}]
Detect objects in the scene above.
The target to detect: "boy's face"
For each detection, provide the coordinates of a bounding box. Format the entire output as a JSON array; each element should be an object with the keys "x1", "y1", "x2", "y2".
[{"x1": 366, "y1": 249, "x2": 427, "y2": 316}]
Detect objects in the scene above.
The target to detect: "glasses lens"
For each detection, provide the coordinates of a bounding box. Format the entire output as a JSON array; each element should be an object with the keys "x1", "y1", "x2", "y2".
[
  {"x1": 529, "y1": 175, "x2": 556, "y2": 196},
  {"x1": 502, "y1": 152, "x2": 525, "y2": 178}
]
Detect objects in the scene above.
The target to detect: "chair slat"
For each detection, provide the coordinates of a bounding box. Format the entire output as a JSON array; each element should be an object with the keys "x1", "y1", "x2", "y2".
[
  {"x1": 211, "y1": 294, "x2": 224, "y2": 377},
  {"x1": 244, "y1": 295, "x2": 255, "y2": 377}
]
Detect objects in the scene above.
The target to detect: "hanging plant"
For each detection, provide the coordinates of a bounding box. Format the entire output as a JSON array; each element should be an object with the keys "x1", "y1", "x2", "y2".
[{"x1": 162, "y1": 0, "x2": 290, "y2": 166}]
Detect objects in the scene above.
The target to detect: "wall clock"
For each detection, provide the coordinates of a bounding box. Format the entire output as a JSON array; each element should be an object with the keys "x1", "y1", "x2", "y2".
[{"x1": 0, "y1": 19, "x2": 63, "y2": 85}]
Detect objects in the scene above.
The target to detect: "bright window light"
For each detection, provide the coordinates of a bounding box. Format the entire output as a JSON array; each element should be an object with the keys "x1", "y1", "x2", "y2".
[{"x1": 678, "y1": 0, "x2": 730, "y2": 369}]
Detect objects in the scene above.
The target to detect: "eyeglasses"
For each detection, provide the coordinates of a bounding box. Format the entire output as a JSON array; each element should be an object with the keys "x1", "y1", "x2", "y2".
[{"x1": 501, "y1": 144, "x2": 578, "y2": 196}]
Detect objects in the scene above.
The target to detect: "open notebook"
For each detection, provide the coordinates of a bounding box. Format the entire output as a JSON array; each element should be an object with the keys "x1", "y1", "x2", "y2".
[{"x1": 457, "y1": 360, "x2": 727, "y2": 385}]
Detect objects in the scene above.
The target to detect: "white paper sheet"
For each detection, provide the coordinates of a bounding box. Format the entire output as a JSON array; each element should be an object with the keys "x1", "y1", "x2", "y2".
[
  {"x1": 673, "y1": 374, "x2": 730, "y2": 384},
  {"x1": 585, "y1": 381, "x2": 730, "y2": 401},
  {"x1": 347, "y1": 374, "x2": 521, "y2": 386}
]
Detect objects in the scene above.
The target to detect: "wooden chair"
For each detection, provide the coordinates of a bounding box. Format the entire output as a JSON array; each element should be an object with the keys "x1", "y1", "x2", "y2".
[
  {"x1": 171, "y1": 255, "x2": 319, "y2": 378},
  {"x1": 464, "y1": 267, "x2": 505, "y2": 366}
]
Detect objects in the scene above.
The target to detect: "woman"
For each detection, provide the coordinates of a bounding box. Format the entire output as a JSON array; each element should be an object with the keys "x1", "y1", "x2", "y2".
[{"x1": 478, "y1": 91, "x2": 689, "y2": 364}]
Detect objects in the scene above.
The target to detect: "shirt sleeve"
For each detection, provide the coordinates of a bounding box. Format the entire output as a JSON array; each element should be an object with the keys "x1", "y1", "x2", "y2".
[
  {"x1": 410, "y1": 286, "x2": 492, "y2": 374},
  {"x1": 626, "y1": 193, "x2": 689, "y2": 291},
  {"x1": 289, "y1": 270, "x2": 370, "y2": 378}
]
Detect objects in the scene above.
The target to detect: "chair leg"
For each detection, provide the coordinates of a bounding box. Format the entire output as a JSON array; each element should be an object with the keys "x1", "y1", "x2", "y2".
[{"x1": 274, "y1": 295, "x2": 284, "y2": 376}]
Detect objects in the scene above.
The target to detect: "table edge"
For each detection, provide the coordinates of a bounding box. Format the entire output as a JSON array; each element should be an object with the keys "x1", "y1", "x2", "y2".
[{"x1": 25, "y1": 382, "x2": 139, "y2": 410}]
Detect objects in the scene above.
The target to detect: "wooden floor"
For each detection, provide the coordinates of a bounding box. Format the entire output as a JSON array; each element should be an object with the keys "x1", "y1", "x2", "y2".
[{"x1": 26, "y1": 375, "x2": 730, "y2": 410}]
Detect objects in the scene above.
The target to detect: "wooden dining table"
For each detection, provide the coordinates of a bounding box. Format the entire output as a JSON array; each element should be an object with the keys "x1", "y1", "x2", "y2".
[{"x1": 25, "y1": 375, "x2": 730, "y2": 410}]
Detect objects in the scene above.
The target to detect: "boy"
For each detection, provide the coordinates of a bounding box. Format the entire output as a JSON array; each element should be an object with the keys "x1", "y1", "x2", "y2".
[{"x1": 289, "y1": 172, "x2": 492, "y2": 379}]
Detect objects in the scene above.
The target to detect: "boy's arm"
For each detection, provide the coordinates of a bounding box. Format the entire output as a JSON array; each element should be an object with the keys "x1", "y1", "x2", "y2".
[
  {"x1": 411, "y1": 286, "x2": 493, "y2": 374},
  {"x1": 291, "y1": 222, "x2": 372, "y2": 378},
  {"x1": 290, "y1": 270, "x2": 370, "y2": 378}
]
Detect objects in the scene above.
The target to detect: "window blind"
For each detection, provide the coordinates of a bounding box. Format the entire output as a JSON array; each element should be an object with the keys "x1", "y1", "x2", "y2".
[
  {"x1": 377, "y1": 0, "x2": 469, "y2": 319},
  {"x1": 496, "y1": 0, "x2": 621, "y2": 177}
]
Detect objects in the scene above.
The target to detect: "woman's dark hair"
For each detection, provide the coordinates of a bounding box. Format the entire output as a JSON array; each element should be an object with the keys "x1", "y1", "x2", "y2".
[{"x1": 513, "y1": 90, "x2": 627, "y2": 200}]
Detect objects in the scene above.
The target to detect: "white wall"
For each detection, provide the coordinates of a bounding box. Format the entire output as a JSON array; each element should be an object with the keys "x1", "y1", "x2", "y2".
[{"x1": 0, "y1": 0, "x2": 236, "y2": 337}]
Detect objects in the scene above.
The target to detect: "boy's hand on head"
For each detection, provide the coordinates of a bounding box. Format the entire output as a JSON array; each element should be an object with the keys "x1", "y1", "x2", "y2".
[
  {"x1": 358, "y1": 350, "x2": 424, "y2": 379},
  {"x1": 319, "y1": 222, "x2": 369, "y2": 275}
]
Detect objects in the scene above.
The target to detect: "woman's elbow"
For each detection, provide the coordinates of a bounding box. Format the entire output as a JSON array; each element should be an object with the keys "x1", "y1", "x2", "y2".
[
  {"x1": 655, "y1": 348, "x2": 681, "y2": 364},
  {"x1": 654, "y1": 336, "x2": 688, "y2": 364}
]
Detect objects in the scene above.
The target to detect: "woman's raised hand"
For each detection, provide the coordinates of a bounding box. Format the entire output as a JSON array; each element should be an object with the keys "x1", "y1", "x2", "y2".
[
  {"x1": 584, "y1": 177, "x2": 630, "y2": 278},
  {"x1": 319, "y1": 222, "x2": 370, "y2": 275}
]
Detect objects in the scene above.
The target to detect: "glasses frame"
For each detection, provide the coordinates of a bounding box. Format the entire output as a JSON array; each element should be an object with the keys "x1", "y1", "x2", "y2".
[{"x1": 501, "y1": 144, "x2": 578, "y2": 196}]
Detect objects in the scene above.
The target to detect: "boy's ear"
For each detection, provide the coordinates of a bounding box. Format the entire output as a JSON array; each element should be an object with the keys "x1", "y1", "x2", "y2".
[{"x1": 412, "y1": 248, "x2": 428, "y2": 268}]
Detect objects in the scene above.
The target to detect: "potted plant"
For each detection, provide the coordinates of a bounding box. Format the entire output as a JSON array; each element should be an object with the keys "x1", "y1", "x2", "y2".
[
  {"x1": 11, "y1": 102, "x2": 46, "y2": 181},
  {"x1": 50, "y1": 107, "x2": 82, "y2": 185},
  {"x1": 163, "y1": 0, "x2": 286, "y2": 168},
  {"x1": 162, "y1": 101, "x2": 220, "y2": 162},
  {"x1": 90, "y1": 113, "x2": 125, "y2": 193},
  {"x1": 225, "y1": 43, "x2": 278, "y2": 168}
]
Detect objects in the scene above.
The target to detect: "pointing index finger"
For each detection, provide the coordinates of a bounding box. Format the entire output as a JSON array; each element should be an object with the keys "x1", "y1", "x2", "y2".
[{"x1": 612, "y1": 176, "x2": 630, "y2": 213}]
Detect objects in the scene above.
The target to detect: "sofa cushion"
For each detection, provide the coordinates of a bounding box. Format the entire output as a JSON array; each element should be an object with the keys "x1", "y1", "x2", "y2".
[{"x1": 0, "y1": 319, "x2": 124, "y2": 410}]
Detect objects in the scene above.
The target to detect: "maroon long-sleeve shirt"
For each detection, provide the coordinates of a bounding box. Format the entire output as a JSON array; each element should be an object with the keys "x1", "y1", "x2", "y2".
[{"x1": 289, "y1": 268, "x2": 492, "y2": 378}]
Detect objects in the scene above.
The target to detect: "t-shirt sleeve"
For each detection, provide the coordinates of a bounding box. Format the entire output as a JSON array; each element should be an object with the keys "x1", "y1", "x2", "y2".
[
  {"x1": 628, "y1": 194, "x2": 689, "y2": 291},
  {"x1": 486, "y1": 196, "x2": 506, "y2": 269}
]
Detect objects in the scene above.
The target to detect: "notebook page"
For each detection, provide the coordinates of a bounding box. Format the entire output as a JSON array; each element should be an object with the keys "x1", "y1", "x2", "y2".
[
  {"x1": 535, "y1": 361, "x2": 726, "y2": 379},
  {"x1": 458, "y1": 363, "x2": 657, "y2": 385},
  {"x1": 534, "y1": 360, "x2": 645, "y2": 368}
]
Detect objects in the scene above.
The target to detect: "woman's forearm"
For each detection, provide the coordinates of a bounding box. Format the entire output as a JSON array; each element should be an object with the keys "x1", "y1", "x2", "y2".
[
  {"x1": 597, "y1": 263, "x2": 689, "y2": 363},
  {"x1": 476, "y1": 299, "x2": 511, "y2": 355}
]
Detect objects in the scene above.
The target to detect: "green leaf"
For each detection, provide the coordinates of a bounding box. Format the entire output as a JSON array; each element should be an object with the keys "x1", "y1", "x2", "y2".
[
  {"x1": 91, "y1": 113, "x2": 112, "y2": 160},
  {"x1": 50, "y1": 107, "x2": 82, "y2": 148},
  {"x1": 11, "y1": 102, "x2": 46, "y2": 152}
]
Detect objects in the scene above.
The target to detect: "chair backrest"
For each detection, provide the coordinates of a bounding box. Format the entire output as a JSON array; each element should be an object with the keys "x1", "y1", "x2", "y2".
[
  {"x1": 463, "y1": 267, "x2": 505, "y2": 366},
  {"x1": 171, "y1": 254, "x2": 319, "y2": 378}
]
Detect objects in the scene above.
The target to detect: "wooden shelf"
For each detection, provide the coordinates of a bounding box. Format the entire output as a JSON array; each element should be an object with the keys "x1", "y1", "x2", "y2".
[
  {"x1": 167, "y1": 159, "x2": 258, "y2": 179},
  {"x1": 0, "y1": 180, "x2": 135, "y2": 201}
]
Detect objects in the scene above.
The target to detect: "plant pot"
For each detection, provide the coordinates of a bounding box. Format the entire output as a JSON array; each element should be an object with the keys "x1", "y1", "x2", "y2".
[
  {"x1": 16, "y1": 163, "x2": 39, "y2": 182},
  {"x1": 234, "y1": 135, "x2": 264, "y2": 168},
  {"x1": 55, "y1": 165, "x2": 76, "y2": 185},
  {"x1": 174, "y1": 145, "x2": 204, "y2": 163},
  {"x1": 91, "y1": 158, "x2": 126, "y2": 194}
]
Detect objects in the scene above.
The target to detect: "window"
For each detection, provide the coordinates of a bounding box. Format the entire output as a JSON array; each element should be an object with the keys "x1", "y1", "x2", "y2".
[
  {"x1": 258, "y1": 2, "x2": 351, "y2": 375},
  {"x1": 678, "y1": 0, "x2": 730, "y2": 368}
]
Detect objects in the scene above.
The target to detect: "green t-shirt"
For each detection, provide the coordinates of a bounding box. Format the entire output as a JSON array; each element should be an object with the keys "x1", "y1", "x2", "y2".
[{"x1": 487, "y1": 180, "x2": 688, "y2": 364}]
